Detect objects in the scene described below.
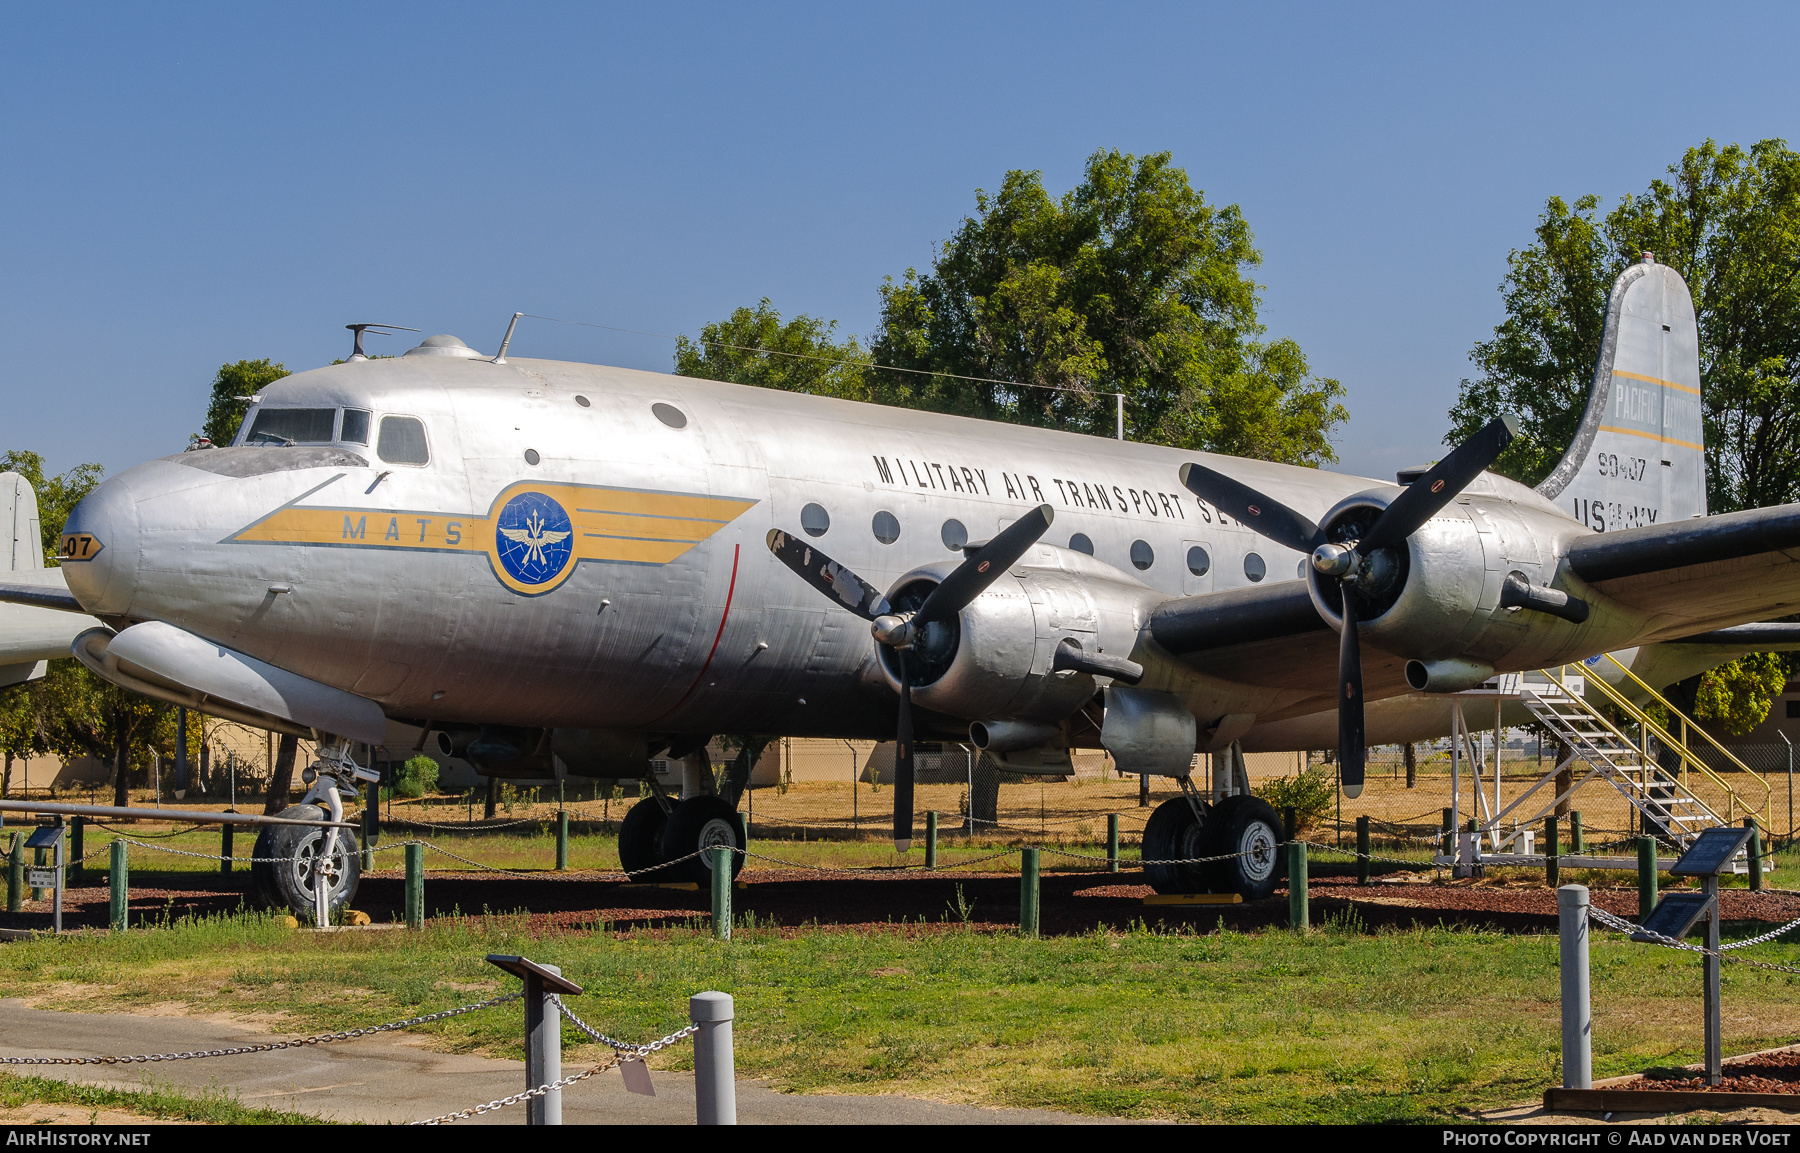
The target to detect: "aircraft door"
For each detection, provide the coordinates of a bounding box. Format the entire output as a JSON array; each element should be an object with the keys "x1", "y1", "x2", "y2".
[{"x1": 1180, "y1": 540, "x2": 1215, "y2": 596}]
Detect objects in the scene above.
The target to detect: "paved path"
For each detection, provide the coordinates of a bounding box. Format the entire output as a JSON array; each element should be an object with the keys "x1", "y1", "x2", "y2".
[{"x1": 0, "y1": 1001, "x2": 1108, "y2": 1125}]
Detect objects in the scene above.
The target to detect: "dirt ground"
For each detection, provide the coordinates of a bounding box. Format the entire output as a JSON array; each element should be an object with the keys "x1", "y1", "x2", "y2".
[{"x1": 5, "y1": 862, "x2": 1799, "y2": 938}]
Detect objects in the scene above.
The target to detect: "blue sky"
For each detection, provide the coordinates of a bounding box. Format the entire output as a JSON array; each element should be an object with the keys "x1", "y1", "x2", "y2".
[{"x1": 4, "y1": 2, "x2": 1794, "y2": 481}]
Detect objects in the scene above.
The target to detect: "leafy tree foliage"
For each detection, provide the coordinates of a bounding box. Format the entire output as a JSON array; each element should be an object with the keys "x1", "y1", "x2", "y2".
[
  {"x1": 679, "y1": 149, "x2": 1347, "y2": 464},
  {"x1": 674, "y1": 301, "x2": 869, "y2": 402},
  {"x1": 1448, "y1": 139, "x2": 1800, "y2": 512},
  {"x1": 201, "y1": 359, "x2": 290, "y2": 448},
  {"x1": 1448, "y1": 140, "x2": 1800, "y2": 724}
]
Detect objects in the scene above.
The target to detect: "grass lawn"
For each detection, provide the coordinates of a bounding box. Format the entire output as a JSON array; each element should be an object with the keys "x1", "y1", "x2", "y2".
[{"x1": 4, "y1": 902, "x2": 1800, "y2": 1123}]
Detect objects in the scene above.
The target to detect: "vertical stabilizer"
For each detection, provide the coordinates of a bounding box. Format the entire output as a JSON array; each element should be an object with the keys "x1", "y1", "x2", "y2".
[
  {"x1": 2, "y1": 472, "x2": 44, "y2": 572},
  {"x1": 1536, "y1": 256, "x2": 1706, "y2": 529}
]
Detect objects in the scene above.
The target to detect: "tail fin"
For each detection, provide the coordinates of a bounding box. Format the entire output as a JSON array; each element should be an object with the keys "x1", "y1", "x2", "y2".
[
  {"x1": 1536, "y1": 255, "x2": 1706, "y2": 529},
  {"x1": 2, "y1": 472, "x2": 44, "y2": 572}
]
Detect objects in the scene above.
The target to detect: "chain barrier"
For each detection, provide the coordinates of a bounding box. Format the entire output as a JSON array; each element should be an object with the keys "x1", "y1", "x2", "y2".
[
  {"x1": 0, "y1": 992, "x2": 522, "y2": 1066},
  {"x1": 1587, "y1": 905, "x2": 1800, "y2": 976},
  {"x1": 414, "y1": 1015, "x2": 700, "y2": 1126}
]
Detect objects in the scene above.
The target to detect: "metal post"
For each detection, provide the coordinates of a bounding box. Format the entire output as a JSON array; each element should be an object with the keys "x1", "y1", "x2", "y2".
[
  {"x1": 523, "y1": 965, "x2": 563, "y2": 1125},
  {"x1": 1450, "y1": 703, "x2": 1463, "y2": 848},
  {"x1": 1440, "y1": 807, "x2": 1453, "y2": 860},
  {"x1": 404, "y1": 842, "x2": 424, "y2": 929},
  {"x1": 52, "y1": 824, "x2": 61, "y2": 935},
  {"x1": 1556, "y1": 884, "x2": 1591, "y2": 1089},
  {"x1": 1570, "y1": 810, "x2": 1584, "y2": 855},
  {"x1": 691, "y1": 991, "x2": 737, "y2": 1125},
  {"x1": 220, "y1": 821, "x2": 233, "y2": 874},
  {"x1": 1283, "y1": 806, "x2": 1297, "y2": 843},
  {"x1": 1288, "y1": 841, "x2": 1308, "y2": 930},
  {"x1": 1107, "y1": 813, "x2": 1120, "y2": 874},
  {"x1": 1703, "y1": 873, "x2": 1722, "y2": 1085},
  {"x1": 1745, "y1": 817, "x2": 1764, "y2": 892},
  {"x1": 108, "y1": 839, "x2": 128, "y2": 932},
  {"x1": 1019, "y1": 848, "x2": 1040, "y2": 937},
  {"x1": 710, "y1": 846, "x2": 732, "y2": 940},
  {"x1": 69, "y1": 816, "x2": 83, "y2": 882},
  {"x1": 1637, "y1": 836, "x2": 1657, "y2": 919},
  {"x1": 1545, "y1": 815, "x2": 1560, "y2": 889},
  {"x1": 176, "y1": 708, "x2": 187, "y2": 795},
  {"x1": 6, "y1": 832, "x2": 19, "y2": 913},
  {"x1": 1138, "y1": 772, "x2": 1149, "y2": 807},
  {"x1": 556, "y1": 810, "x2": 569, "y2": 872},
  {"x1": 1355, "y1": 814, "x2": 1370, "y2": 885},
  {"x1": 924, "y1": 811, "x2": 937, "y2": 869},
  {"x1": 30, "y1": 843, "x2": 43, "y2": 902},
  {"x1": 1115, "y1": 392, "x2": 1124, "y2": 440}
]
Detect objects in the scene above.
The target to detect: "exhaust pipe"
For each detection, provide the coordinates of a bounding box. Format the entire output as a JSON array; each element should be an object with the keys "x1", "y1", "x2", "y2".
[
  {"x1": 969, "y1": 720, "x2": 1059, "y2": 753},
  {"x1": 1405, "y1": 658, "x2": 1496, "y2": 694}
]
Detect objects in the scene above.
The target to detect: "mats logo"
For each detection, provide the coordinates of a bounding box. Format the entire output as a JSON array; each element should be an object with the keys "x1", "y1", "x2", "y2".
[{"x1": 229, "y1": 479, "x2": 757, "y2": 596}]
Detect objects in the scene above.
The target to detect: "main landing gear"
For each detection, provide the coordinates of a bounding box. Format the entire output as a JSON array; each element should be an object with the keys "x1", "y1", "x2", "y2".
[
  {"x1": 1141, "y1": 782, "x2": 1283, "y2": 900},
  {"x1": 252, "y1": 744, "x2": 380, "y2": 923},
  {"x1": 618, "y1": 781, "x2": 746, "y2": 885}
]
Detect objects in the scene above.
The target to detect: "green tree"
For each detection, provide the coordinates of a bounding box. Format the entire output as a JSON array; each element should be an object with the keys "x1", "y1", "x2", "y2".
[
  {"x1": 202, "y1": 359, "x2": 290, "y2": 447},
  {"x1": 675, "y1": 301, "x2": 869, "y2": 401},
  {"x1": 0, "y1": 450, "x2": 104, "y2": 565},
  {"x1": 681, "y1": 149, "x2": 1346, "y2": 463},
  {"x1": 1447, "y1": 139, "x2": 1800, "y2": 511},
  {"x1": 871, "y1": 149, "x2": 1346, "y2": 461},
  {"x1": 1448, "y1": 139, "x2": 1800, "y2": 723}
]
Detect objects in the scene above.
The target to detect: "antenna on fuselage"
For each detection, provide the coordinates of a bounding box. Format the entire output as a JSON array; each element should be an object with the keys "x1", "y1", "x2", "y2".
[
  {"x1": 344, "y1": 323, "x2": 420, "y2": 362},
  {"x1": 492, "y1": 312, "x2": 524, "y2": 365}
]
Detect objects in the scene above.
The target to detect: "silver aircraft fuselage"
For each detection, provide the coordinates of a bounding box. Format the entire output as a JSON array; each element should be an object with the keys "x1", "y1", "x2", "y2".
[{"x1": 56, "y1": 351, "x2": 1691, "y2": 747}]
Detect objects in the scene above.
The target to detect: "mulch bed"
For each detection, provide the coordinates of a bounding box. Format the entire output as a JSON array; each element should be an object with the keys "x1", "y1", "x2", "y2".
[{"x1": 3, "y1": 866, "x2": 1798, "y2": 939}]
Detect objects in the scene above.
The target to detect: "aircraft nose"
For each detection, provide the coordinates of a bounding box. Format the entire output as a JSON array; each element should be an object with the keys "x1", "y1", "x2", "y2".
[{"x1": 59, "y1": 472, "x2": 141, "y2": 617}]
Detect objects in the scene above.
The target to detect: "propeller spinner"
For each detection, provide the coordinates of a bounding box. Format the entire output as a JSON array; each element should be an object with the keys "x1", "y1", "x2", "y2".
[
  {"x1": 766, "y1": 505, "x2": 1055, "y2": 851},
  {"x1": 1179, "y1": 415, "x2": 1519, "y2": 798}
]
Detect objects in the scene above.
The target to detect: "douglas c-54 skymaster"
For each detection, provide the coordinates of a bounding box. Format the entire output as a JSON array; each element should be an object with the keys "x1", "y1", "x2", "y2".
[{"x1": 3, "y1": 256, "x2": 1798, "y2": 919}]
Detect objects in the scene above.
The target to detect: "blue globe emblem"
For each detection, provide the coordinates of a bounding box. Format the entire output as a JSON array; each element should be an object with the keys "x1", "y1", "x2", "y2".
[{"x1": 495, "y1": 491, "x2": 575, "y2": 587}]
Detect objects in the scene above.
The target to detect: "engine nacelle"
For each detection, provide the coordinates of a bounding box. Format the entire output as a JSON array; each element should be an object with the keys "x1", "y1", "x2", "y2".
[
  {"x1": 1305, "y1": 477, "x2": 1587, "y2": 669},
  {"x1": 876, "y1": 545, "x2": 1161, "y2": 726}
]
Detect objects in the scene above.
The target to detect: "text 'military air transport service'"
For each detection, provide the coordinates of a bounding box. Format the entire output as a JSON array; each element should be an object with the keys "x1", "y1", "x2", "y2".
[{"x1": 3, "y1": 255, "x2": 1798, "y2": 917}]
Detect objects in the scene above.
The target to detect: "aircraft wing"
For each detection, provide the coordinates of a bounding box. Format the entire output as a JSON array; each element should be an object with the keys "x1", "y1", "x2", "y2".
[
  {"x1": 1564, "y1": 504, "x2": 1800, "y2": 641},
  {"x1": 0, "y1": 569, "x2": 89, "y2": 668}
]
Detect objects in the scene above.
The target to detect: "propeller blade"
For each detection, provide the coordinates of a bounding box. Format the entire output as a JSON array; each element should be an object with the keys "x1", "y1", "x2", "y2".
[
  {"x1": 1338, "y1": 585, "x2": 1365, "y2": 800},
  {"x1": 913, "y1": 504, "x2": 1053, "y2": 626},
  {"x1": 765, "y1": 529, "x2": 890, "y2": 620},
  {"x1": 1178, "y1": 462, "x2": 1323, "y2": 555},
  {"x1": 1360, "y1": 415, "x2": 1520, "y2": 551},
  {"x1": 893, "y1": 656, "x2": 914, "y2": 852}
]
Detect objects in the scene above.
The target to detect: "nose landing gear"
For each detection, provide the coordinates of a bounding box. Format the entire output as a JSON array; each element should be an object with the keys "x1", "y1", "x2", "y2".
[{"x1": 250, "y1": 744, "x2": 378, "y2": 924}]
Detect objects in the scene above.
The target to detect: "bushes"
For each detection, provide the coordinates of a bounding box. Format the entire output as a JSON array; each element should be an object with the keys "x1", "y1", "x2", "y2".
[
  {"x1": 394, "y1": 756, "x2": 440, "y2": 799},
  {"x1": 1253, "y1": 766, "x2": 1334, "y2": 833}
]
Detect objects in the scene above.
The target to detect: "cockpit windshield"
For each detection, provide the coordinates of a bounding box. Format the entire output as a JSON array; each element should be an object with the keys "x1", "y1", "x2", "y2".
[{"x1": 238, "y1": 407, "x2": 375, "y2": 447}]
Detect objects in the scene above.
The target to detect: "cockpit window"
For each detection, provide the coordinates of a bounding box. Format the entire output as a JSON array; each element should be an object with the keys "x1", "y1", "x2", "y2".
[
  {"x1": 247, "y1": 408, "x2": 336, "y2": 445},
  {"x1": 340, "y1": 409, "x2": 371, "y2": 445},
  {"x1": 377, "y1": 416, "x2": 430, "y2": 465}
]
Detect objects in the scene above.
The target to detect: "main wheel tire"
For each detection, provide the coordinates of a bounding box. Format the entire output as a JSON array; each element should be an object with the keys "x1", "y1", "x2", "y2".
[
  {"x1": 248, "y1": 804, "x2": 362, "y2": 923},
  {"x1": 660, "y1": 796, "x2": 746, "y2": 885},
  {"x1": 1202, "y1": 794, "x2": 1284, "y2": 901},
  {"x1": 1142, "y1": 796, "x2": 1210, "y2": 895},
  {"x1": 618, "y1": 799, "x2": 671, "y2": 880}
]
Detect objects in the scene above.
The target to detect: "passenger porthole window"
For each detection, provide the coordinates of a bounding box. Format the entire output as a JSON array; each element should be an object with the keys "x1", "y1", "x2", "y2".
[
  {"x1": 652, "y1": 402, "x2": 687, "y2": 429},
  {"x1": 801, "y1": 503, "x2": 830, "y2": 537},
  {"x1": 872, "y1": 510, "x2": 900, "y2": 545},
  {"x1": 1186, "y1": 546, "x2": 1210, "y2": 576},
  {"x1": 941, "y1": 519, "x2": 967, "y2": 551},
  {"x1": 1244, "y1": 552, "x2": 1267, "y2": 582},
  {"x1": 1130, "y1": 539, "x2": 1154, "y2": 570},
  {"x1": 524, "y1": 449, "x2": 541, "y2": 466},
  {"x1": 575, "y1": 395, "x2": 591, "y2": 408},
  {"x1": 1069, "y1": 533, "x2": 1094, "y2": 556}
]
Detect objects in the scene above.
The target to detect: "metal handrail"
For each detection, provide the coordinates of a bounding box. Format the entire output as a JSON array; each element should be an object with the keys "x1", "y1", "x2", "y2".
[{"x1": 1601, "y1": 652, "x2": 1773, "y2": 816}]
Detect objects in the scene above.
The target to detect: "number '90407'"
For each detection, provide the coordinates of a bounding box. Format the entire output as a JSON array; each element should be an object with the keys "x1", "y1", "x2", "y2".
[{"x1": 1594, "y1": 452, "x2": 1647, "y2": 481}]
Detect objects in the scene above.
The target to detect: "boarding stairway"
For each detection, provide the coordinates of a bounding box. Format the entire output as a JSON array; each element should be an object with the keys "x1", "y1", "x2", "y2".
[{"x1": 1488, "y1": 655, "x2": 1772, "y2": 856}]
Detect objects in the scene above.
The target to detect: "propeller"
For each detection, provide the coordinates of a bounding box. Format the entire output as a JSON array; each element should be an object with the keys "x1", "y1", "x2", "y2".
[
  {"x1": 766, "y1": 504, "x2": 1056, "y2": 851},
  {"x1": 1179, "y1": 415, "x2": 1519, "y2": 797}
]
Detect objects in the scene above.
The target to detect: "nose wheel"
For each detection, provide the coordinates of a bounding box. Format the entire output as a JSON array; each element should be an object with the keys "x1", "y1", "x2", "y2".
[{"x1": 250, "y1": 805, "x2": 362, "y2": 924}]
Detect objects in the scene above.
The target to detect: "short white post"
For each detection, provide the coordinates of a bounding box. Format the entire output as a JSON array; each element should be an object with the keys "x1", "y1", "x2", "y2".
[
  {"x1": 690, "y1": 991, "x2": 736, "y2": 1125},
  {"x1": 1557, "y1": 884, "x2": 1592, "y2": 1089}
]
